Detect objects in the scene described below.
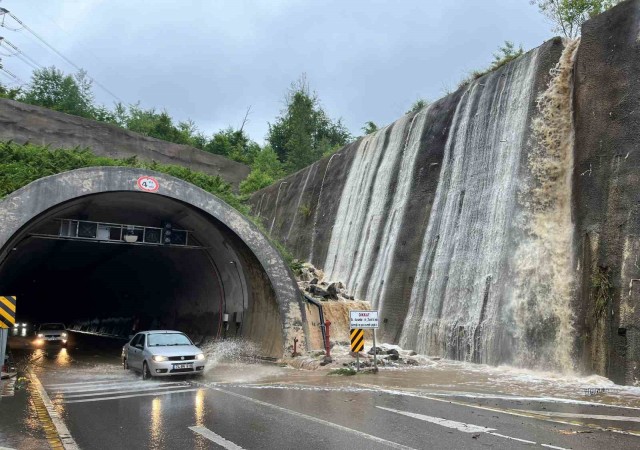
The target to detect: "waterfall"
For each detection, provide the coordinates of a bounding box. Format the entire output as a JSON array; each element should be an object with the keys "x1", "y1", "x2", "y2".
[
  {"x1": 511, "y1": 39, "x2": 580, "y2": 372},
  {"x1": 323, "y1": 111, "x2": 426, "y2": 300},
  {"x1": 400, "y1": 47, "x2": 542, "y2": 364}
]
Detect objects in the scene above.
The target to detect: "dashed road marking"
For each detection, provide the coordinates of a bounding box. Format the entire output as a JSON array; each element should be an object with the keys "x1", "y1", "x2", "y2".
[
  {"x1": 62, "y1": 383, "x2": 191, "y2": 399},
  {"x1": 211, "y1": 386, "x2": 416, "y2": 450},
  {"x1": 518, "y1": 410, "x2": 640, "y2": 423},
  {"x1": 64, "y1": 387, "x2": 200, "y2": 403},
  {"x1": 189, "y1": 426, "x2": 245, "y2": 450},
  {"x1": 377, "y1": 406, "x2": 570, "y2": 450},
  {"x1": 376, "y1": 406, "x2": 494, "y2": 433},
  {"x1": 49, "y1": 380, "x2": 185, "y2": 394}
]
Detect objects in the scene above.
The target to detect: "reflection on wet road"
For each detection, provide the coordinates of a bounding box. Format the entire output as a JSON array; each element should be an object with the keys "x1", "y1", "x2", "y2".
[{"x1": 2, "y1": 332, "x2": 640, "y2": 449}]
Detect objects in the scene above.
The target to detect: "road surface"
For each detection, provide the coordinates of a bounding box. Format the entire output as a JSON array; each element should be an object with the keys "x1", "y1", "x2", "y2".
[{"x1": 1, "y1": 332, "x2": 639, "y2": 449}]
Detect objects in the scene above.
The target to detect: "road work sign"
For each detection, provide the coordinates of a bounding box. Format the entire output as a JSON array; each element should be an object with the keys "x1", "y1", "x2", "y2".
[
  {"x1": 350, "y1": 328, "x2": 364, "y2": 352},
  {"x1": 0, "y1": 296, "x2": 16, "y2": 329},
  {"x1": 349, "y1": 310, "x2": 379, "y2": 329}
]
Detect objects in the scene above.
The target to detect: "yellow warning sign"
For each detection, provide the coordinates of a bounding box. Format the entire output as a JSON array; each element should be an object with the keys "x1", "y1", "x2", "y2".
[
  {"x1": 0, "y1": 296, "x2": 16, "y2": 329},
  {"x1": 350, "y1": 328, "x2": 364, "y2": 352}
]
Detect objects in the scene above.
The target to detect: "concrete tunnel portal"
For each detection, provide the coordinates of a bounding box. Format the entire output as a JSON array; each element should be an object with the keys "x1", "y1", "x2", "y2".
[{"x1": 0, "y1": 167, "x2": 307, "y2": 358}]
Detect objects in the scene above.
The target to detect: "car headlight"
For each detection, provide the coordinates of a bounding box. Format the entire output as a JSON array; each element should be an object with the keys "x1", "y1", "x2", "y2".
[
  {"x1": 152, "y1": 355, "x2": 168, "y2": 362},
  {"x1": 37, "y1": 333, "x2": 44, "y2": 338},
  {"x1": 61, "y1": 332, "x2": 67, "y2": 338},
  {"x1": 195, "y1": 353, "x2": 205, "y2": 361}
]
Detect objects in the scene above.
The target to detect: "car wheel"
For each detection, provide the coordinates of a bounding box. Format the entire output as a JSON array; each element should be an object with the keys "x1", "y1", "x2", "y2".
[
  {"x1": 142, "y1": 361, "x2": 152, "y2": 380},
  {"x1": 123, "y1": 358, "x2": 128, "y2": 370}
]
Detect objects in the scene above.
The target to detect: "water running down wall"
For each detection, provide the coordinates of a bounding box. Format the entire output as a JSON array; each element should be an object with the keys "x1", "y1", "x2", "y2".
[{"x1": 251, "y1": 0, "x2": 640, "y2": 386}]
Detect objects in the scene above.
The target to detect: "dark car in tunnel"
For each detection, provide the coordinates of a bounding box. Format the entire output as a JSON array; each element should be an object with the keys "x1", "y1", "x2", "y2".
[{"x1": 122, "y1": 330, "x2": 206, "y2": 379}]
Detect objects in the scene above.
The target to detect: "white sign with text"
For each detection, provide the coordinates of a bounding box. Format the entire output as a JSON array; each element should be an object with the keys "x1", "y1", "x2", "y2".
[{"x1": 349, "y1": 310, "x2": 379, "y2": 329}]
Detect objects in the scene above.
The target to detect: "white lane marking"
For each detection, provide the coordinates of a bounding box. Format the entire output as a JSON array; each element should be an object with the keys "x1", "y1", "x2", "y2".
[
  {"x1": 357, "y1": 383, "x2": 640, "y2": 438},
  {"x1": 189, "y1": 426, "x2": 245, "y2": 450},
  {"x1": 31, "y1": 372, "x2": 79, "y2": 450},
  {"x1": 377, "y1": 406, "x2": 570, "y2": 450},
  {"x1": 376, "y1": 406, "x2": 494, "y2": 433},
  {"x1": 50, "y1": 381, "x2": 186, "y2": 394},
  {"x1": 0, "y1": 446, "x2": 17, "y2": 450},
  {"x1": 62, "y1": 384, "x2": 193, "y2": 399},
  {"x1": 45, "y1": 378, "x2": 130, "y2": 388},
  {"x1": 541, "y1": 445, "x2": 571, "y2": 450},
  {"x1": 64, "y1": 387, "x2": 201, "y2": 403},
  {"x1": 519, "y1": 410, "x2": 640, "y2": 423},
  {"x1": 487, "y1": 432, "x2": 536, "y2": 445},
  {"x1": 212, "y1": 387, "x2": 416, "y2": 450}
]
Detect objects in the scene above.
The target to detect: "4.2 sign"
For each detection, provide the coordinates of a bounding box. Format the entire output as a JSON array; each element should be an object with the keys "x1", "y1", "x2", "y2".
[
  {"x1": 349, "y1": 310, "x2": 379, "y2": 329},
  {"x1": 137, "y1": 176, "x2": 160, "y2": 192}
]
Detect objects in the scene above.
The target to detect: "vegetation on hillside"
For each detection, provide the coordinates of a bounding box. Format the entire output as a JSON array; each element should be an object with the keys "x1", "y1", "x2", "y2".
[
  {"x1": 530, "y1": 0, "x2": 622, "y2": 38},
  {"x1": 0, "y1": 141, "x2": 244, "y2": 211}
]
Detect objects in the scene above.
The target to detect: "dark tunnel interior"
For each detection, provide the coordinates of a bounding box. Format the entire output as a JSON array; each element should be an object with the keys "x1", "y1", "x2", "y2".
[{"x1": 0, "y1": 191, "x2": 284, "y2": 356}]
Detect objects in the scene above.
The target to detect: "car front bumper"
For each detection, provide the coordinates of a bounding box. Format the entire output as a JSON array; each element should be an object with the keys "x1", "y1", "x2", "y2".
[{"x1": 147, "y1": 359, "x2": 205, "y2": 376}]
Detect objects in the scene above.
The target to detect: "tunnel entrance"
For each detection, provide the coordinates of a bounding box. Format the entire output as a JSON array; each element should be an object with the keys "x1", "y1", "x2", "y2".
[{"x1": 0, "y1": 168, "x2": 306, "y2": 358}]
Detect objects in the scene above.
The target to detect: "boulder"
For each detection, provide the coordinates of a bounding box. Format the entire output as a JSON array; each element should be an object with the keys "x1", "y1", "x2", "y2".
[
  {"x1": 386, "y1": 348, "x2": 399, "y2": 356},
  {"x1": 310, "y1": 277, "x2": 319, "y2": 285},
  {"x1": 327, "y1": 282, "x2": 340, "y2": 299},
  {"x1": 405, "y1": 359, "x2": 419, "y2": 366},
  {"x1": 367, "y1": 346, "x2": 384, "y2": 355},
  {"x1": 387, "y1": 353, "x2": 400, "y2": 361}
]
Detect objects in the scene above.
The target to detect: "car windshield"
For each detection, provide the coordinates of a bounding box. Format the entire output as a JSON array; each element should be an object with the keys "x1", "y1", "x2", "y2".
[
  {"x1": 147, "y1": 333, "x2": 191, "y2": 346},
  {"x1": 40, "y1": 323, "x2": 65, "y2": 330}
]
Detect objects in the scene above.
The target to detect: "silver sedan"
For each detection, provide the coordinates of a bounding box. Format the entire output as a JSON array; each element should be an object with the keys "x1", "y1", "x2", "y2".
[{"x1": 122, "y1": 330, "x2": 206, "y2": 379}]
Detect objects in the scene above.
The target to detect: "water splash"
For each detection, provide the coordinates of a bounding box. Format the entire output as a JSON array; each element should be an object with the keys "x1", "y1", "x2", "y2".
[
  {"x1": 200, "y1": 338, "x2": 261, "y2": 373},
  {"x1": 512, "y1": 39, "x2": 580, "y2": 372}
]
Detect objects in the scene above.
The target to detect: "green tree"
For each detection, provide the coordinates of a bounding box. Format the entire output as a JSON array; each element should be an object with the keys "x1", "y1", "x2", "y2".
[
  {"x1": 22, "y1": 67, "x2": 96, "y2": 118},
  {"x1": 205, "y1": 127, "x2": 260, "y2": 164},
  {"x1": 407, "y1": 98, "x2": 430, "y2": 114},
  {"x1": 239, "y1": 146, "x2": 286, "y2": 194},
  {"x1": 0, "y1": 82, "x2": 21, "y2": 100},
  {"x1": 490, "y1": 41, "x2": 524, "y2": 70},
  {"x1": 267, "y1": 76, "x2": 352, "y2": 173},
  {"x1": 531, "y1": 0, "x2": 621, "y2": 38},
  {"x1": 361, "y1": 121, "x2": 378, "y2": 135}
]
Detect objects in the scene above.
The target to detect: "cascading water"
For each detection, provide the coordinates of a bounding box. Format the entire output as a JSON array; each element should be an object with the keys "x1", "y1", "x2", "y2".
[
  {"x1": 323, "y1": 112, "x2": 423, "y2": 299},
  {"x1": 317, "y1": 39, "x2": 578, "y2": 370},
  {"x1": 399, "y1": 47, "x2": 543, "y2": 364},
  {"x1": 511, "y1": 39, "x2": 580, "y2": 372}
]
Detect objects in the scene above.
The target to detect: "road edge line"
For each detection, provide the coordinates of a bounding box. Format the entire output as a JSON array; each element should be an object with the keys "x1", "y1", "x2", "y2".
[{"x1": 30, "y1": 371, "x2": 80, "y2": 450}]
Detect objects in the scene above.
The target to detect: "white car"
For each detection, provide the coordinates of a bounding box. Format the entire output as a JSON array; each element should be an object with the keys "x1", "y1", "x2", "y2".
[
  {"x1": 122, "y1": 330, "x2": 206, "y2": 379},
  {"x1": 35, "y1": 323, "x2": 68, "y2": 346}
]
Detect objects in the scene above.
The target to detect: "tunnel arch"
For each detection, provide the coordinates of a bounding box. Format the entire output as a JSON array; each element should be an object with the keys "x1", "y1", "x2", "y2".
[{"x1": 0, "y1": 167, "x2": 307, "y2": 357}]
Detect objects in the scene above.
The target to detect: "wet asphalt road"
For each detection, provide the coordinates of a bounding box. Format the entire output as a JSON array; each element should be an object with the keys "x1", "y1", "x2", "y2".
[{"x1": 2, "y1": 332, "x2": 640, "y2": 450}]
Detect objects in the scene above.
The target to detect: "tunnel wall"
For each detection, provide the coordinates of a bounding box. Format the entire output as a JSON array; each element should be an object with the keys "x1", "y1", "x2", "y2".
[
  {"x1": 0, "y1": 167, "x2": 305, "y2": 358},
  {"x1": 248, "y1": 0, "x2": 640, "y2": 383},
  {"x1": 0, "y1": 98, "x2": 250, "y2": 187}
]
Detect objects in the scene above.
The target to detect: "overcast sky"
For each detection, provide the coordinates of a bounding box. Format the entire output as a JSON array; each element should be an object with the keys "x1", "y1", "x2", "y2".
[{"x1": 1, "y1": 1, "x2": 553, "y2": 144}]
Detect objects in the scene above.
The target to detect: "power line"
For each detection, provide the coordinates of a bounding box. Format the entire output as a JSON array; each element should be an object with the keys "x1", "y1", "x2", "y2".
[
  {"x1": 0, "y1": 37, "x2": 42, "y2": 71},
  {"x1": 0, "y1": 7, "x2": 123, "y2": 103}
]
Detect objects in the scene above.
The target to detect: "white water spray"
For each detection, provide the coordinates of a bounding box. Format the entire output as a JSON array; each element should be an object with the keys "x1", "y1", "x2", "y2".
[{"x1": 512, "y1": 39, "x2": 580, "y2": 372}]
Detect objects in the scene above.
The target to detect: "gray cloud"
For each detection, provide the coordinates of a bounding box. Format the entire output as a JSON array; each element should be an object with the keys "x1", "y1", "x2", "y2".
[{"x1": 3, "y1": 0, "x2": 552, "y2": 144}]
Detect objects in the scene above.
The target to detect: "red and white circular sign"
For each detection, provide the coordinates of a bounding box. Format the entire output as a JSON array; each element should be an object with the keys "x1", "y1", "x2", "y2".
[{"x1": 137, "y1": 176, "x2": 159, "y2": 192}]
